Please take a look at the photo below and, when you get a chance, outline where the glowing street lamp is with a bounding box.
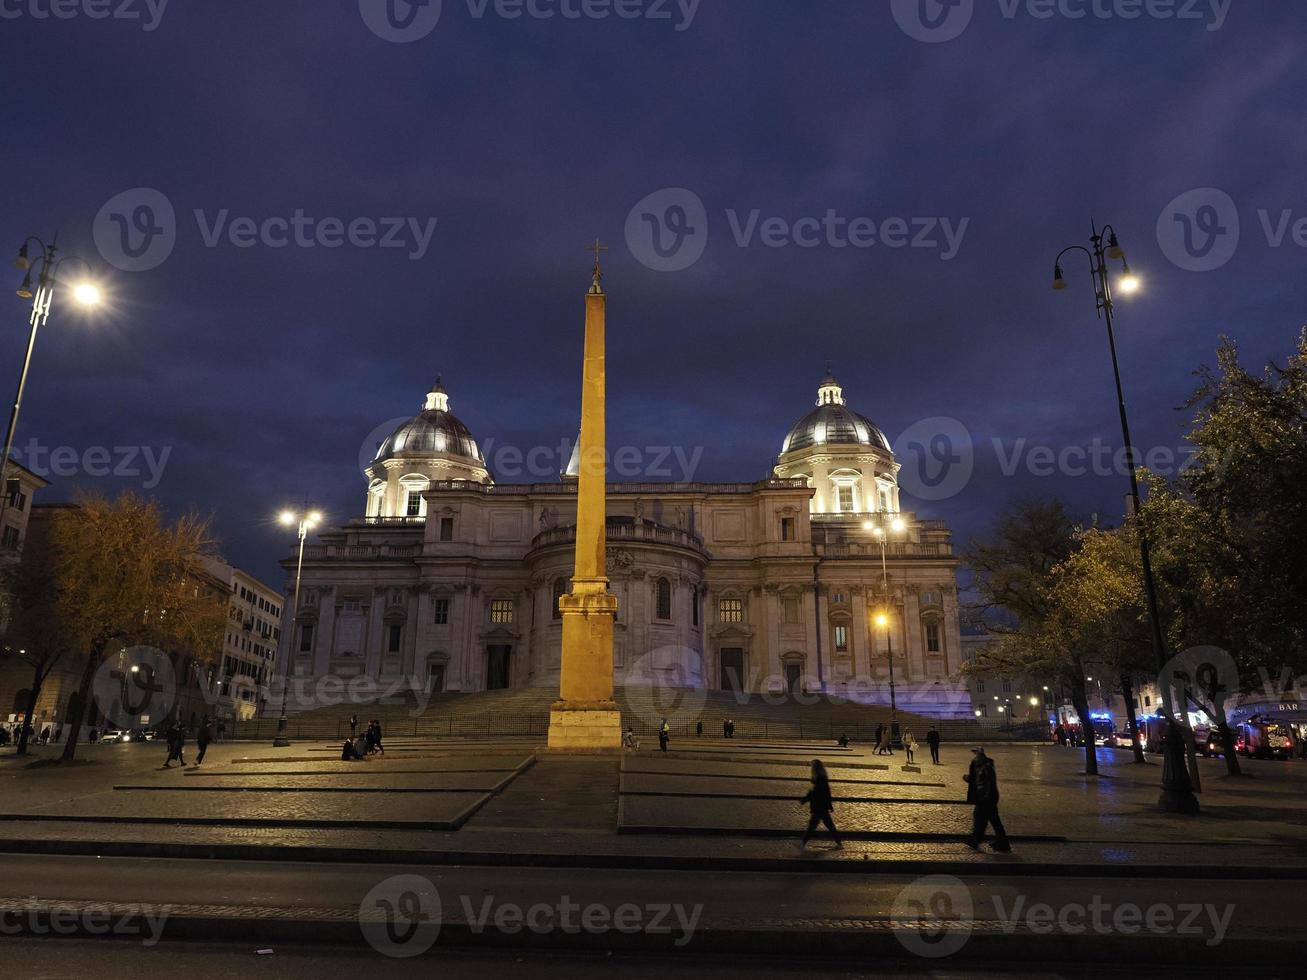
[273,507,323,747]
[1052,223,1196,814]
[2,234,103,536]
[864,515,907,739]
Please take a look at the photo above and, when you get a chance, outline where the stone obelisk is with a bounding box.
[547,241,622,751]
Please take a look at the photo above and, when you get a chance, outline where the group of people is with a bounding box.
[865,725,943,765]
[160,717,213,768]
[799,743,1009,853]
[341,718,386,760]
[0,722,59,745]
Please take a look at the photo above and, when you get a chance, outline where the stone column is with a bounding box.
[548,258,621,751]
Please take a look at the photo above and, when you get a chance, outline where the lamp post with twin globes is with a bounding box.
[274,507,322,747]
[1052,222,1198,815]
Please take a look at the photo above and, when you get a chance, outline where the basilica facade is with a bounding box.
[276,372,968,715]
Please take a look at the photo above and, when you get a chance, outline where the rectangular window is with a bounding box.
[926,622,941,652]
[490,599,514,624]
[834,625,848,652]
[1,525,19,549]
[837,486,854,512]
[388,624,402,653]
[406,491,422,517]
[14,492,26,511]
[780,516,795,541]
[976,679,985,693]
[719,597,743,623]
[1002,679,1012,693]
[439,517,454,541]
[879,489,890,512]
[783,595,800,625]
[433,598,450,625]
[298,623,314,653]
[692,590,700,627]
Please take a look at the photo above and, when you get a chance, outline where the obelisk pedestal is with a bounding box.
[547,247,622,751]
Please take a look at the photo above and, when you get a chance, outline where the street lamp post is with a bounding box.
[1052,222,1199,815]
[2,235,101,533]
[274,508,322,747]
[864,515,906,742]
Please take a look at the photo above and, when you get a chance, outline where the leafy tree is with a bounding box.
[47,494,227,762]
[1,543,75,755]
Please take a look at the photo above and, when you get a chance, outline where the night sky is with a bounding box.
[1,0,1303,587]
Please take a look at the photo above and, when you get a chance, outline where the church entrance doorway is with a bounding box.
[426,664,446,695]
[486,646,511,691]
[719,648,744,692]
[784,663,802,694]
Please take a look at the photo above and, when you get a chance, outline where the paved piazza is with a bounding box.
[4,737,1307,851]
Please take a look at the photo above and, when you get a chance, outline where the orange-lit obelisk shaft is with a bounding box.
[547,244,621,750]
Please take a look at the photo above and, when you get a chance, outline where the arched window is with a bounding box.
[552,578,566,620]
[655,577,672,621]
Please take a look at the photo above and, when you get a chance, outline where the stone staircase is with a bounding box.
[228,686,1017,743]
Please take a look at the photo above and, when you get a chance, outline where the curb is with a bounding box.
[1,836,1303,879]
[0,900,1296,966]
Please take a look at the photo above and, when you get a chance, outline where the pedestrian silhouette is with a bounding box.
[927,727,941,764]
[964,747,1011,853]
[799,759,843,849]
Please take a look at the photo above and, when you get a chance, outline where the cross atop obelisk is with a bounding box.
[547,249,621,751]
[587,238,608,294]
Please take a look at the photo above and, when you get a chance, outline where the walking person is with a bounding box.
[194,717,212,767]
[696,720,703,738]
[876,725,893,756]
[927,727,941,764]
[727,719,735,739]
[622,727,640,752]
[658,718,670,753]
[873,723,885,753]
[162,721,187,769]
[216,720,226,743]
[349,714,359,738]
[798,760,843,849]
[964,747,1011,853]
[372,719,385,755]
[903,729,917,765]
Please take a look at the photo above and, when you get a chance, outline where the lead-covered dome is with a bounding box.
[780,371,890,454]
[373,379,483,464]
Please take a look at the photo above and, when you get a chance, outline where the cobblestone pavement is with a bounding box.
[5,738,1307,853]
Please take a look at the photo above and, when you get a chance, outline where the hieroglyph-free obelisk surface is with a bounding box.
[546,246,622,750]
